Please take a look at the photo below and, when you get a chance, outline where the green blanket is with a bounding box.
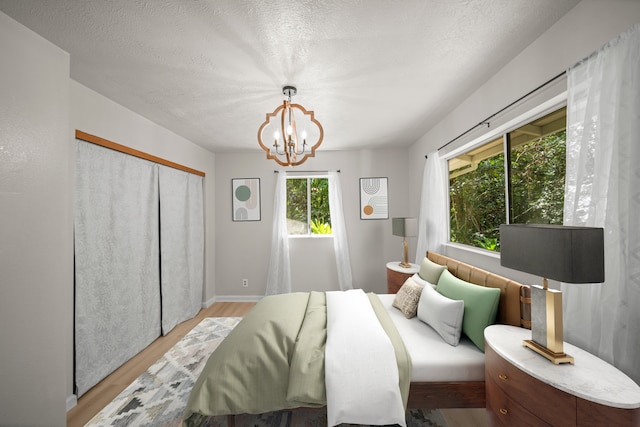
[182,291,410,425]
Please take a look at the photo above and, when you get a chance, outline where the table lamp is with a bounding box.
[392,217,417,268]
[499,224,604,364]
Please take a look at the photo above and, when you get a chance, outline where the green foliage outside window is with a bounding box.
[450,154,506,249]
[310,219,332,234]
[510,131,566,224]
[449,110,566,252]
[287,177,331,235]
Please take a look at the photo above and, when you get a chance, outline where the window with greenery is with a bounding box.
[286,177,332,235]
[448,107,566,251]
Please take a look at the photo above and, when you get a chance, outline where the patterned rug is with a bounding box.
[85,317,448,427]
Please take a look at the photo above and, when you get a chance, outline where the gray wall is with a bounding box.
[214,149,413,298]
[0,12,71,426]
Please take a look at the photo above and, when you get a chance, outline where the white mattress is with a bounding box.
[378,294,485,382]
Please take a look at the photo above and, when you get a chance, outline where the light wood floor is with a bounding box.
[66,301,487,427]
[66,301,256,427]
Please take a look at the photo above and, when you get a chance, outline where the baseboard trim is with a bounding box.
[202,295,264,308]
[215,295,263,302]
[66,394,77,412]
[202,295,217,308]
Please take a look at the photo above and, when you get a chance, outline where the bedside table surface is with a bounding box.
[485,324,640,409]
[385,261,419,274]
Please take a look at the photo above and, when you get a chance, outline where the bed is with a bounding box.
[183,251,531,426]
[402,251,530,409]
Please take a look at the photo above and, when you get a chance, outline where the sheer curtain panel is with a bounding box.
[415,151,449,264]
[159,166,204,335]
[74,140,161,396]
[328,171,353,290]
[563,24,640,383]
[266,172,292,295]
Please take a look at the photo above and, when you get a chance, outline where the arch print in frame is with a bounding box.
[360,177,388,220]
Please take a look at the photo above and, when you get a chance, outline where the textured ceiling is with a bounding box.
[0,0,580,153]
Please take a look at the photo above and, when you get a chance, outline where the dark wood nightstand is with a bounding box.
[385,262,419,294]
[484,325,640,426]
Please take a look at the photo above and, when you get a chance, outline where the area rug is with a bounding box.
[85,317,448,427]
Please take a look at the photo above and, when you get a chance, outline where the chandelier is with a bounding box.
[258,85,324,167]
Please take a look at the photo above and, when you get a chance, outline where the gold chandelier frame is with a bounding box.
[257,86,324,167]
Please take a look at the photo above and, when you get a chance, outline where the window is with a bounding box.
[448,107,566,251]
[286,177,332,235]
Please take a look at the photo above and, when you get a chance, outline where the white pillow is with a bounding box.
[417,283,464,346]
[411,273,436,289]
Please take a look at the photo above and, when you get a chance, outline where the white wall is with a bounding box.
[214,149,413,298]
[407,0,640,283]
[69,80,217,400]
[0,11,71,426]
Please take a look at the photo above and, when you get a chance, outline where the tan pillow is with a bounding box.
[392,277,424,318]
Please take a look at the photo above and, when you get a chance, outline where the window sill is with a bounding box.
[443,242,501,260]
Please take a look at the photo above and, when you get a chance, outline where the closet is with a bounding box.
[74,132,204,397]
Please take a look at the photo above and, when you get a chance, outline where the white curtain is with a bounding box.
[328,171,353,290]
[75,140,161,396]
[563,24,640,384]
[415,151,449,264]
[266,172,292,295]
[159,166,204,335]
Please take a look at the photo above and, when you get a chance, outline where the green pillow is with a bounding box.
[436,270,500,351]
[418,257,447,284]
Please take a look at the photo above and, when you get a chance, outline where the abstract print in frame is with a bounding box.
[232,178,261,221]
[360,177,388,219]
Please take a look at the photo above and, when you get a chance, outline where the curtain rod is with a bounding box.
[426,70,567,158]
[274,170,340,173]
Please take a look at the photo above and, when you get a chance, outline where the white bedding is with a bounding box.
[379,294,485,382]
[325,290,407,427]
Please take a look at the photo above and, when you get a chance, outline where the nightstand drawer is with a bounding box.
[577,398,640,426]
[486,343,577,426]
[486,376,552,427]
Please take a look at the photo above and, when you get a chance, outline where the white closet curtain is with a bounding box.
[328,171,353,290]
[563,24,640,383]
[159,166,204,335]
[75,140,161,396]
[415,151,449,264]
[266,172,292,295]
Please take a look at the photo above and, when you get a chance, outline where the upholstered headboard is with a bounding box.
[427,251,531,329]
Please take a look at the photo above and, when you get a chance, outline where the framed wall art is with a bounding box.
[360,177,388,220]
[232,178,261,221]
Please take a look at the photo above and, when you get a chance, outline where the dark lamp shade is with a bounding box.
[392,217,417,238]
[500,224,605,283]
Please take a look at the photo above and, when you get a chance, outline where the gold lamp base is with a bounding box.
[399,238,411,268]
[525,281,574,365]
[523,340,574,364]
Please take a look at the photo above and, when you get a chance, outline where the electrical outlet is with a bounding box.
[242,279,248,287]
